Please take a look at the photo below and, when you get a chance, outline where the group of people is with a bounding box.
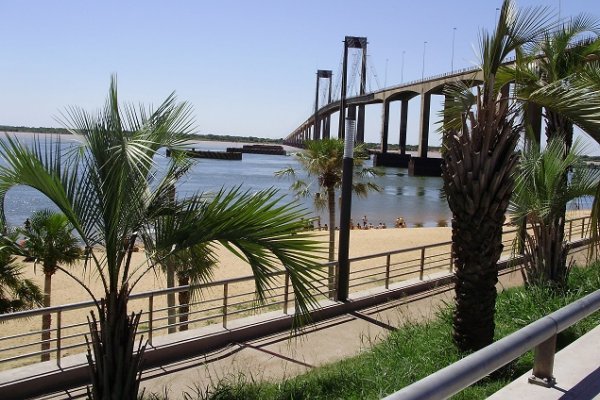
[303,215,408,231]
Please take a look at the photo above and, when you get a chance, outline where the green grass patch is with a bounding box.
[147,262,600,400]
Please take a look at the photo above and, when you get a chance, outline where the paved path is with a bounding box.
[34,246,595,399]
[488,323,600,400]
[139,284,458,397]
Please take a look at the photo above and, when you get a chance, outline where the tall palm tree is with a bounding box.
[276,138,381,295]
[510,138,599,289]
[497,17,600,287]
[0,77,323,400]
[441,0,555,352]
[21,209,81,361]
[0,230,42,314]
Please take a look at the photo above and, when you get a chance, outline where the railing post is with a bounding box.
[581,217,586,239]
[568,220,573,242]
[56,310,62,367]
[385,254,391,289]
[419,248,426,280]
[528,334,557,387]
[223,283,229,328]
[283,272,290,314]
[449,248,454,272]
[148,294,154,345]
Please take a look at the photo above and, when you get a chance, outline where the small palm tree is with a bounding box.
[276,139,381,295]
[158,244,214,332]
[0,230,42,314]
[0,77,323,399]
[510,138,599,288]
[498,15,600,153]
[21,209,81,361]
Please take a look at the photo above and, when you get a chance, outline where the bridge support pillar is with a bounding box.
[408,157,443,177]
[399,99,408,155]
[357,105,365,143]
[373,152,411,167]
[525,102,542,145]
[418,92,431,158]
[338,108,346,139]
[380,100,390,153]
[323,116,330,139]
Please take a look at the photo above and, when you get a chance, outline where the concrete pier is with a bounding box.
[408,157,442,177]
[373,152,411,168]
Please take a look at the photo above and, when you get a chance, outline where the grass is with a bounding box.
[146,262,600,400]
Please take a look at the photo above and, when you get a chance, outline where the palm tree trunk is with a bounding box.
[545,111,572,287]
[451,216,502,352]
[41,272,52,362]
[166,261,176,333]
[327,186,336,298]
[178,275,190,331]
[544,214,569,288]
[442,93,520,352]
[86,290,146,400]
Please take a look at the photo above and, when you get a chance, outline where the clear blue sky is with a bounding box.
[1,0,598,151]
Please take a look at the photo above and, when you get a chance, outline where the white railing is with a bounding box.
[383,287,600,400]
[0,216,591,371]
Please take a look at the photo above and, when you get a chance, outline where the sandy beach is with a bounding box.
[16,226,451,304]
[1,210,590,371]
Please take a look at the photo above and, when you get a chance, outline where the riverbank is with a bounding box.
[18,226,452,304]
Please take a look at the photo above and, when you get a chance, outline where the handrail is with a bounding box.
[382,288,600,400]
[0,214,590,369]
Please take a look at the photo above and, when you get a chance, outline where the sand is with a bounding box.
[15,226,452,305]
[0,226,451,369]
[0,210,590,371]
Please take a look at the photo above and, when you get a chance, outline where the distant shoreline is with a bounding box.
[0,126,285,145]
[0,125,433,152]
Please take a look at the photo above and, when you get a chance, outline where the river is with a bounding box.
[2,132,588,230]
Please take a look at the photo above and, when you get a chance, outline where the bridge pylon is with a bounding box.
[338,36,367,142]
[314,70,333,140]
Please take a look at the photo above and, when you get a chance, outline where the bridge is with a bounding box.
[283,36,542,176]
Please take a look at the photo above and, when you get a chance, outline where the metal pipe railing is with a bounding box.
[382,288,600,400]
[0,215,591,369]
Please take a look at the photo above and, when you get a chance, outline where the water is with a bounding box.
[2,132,593,230]
[0,133,452,229]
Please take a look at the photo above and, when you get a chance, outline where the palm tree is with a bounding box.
[149,190,215,333]
[497,20,600,275]
[441,0,555,352]
[0,77,323,400]
[498,15,600,153]
[21,209,81,361]
[174,248,214,332]
[276,138,381,295]
[0,230,42,314]
[510,138,599,289]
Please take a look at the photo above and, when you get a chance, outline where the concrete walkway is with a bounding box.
[139,284,457,397]
[32,246,596,399]
[488,323,600,400]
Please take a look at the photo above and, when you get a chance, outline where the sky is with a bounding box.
[1,0,599,152]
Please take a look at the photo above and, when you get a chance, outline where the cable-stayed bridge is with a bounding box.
[283,36,535,176]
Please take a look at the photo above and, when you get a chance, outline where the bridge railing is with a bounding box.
[383,285,600,400]
[0,215,591,371]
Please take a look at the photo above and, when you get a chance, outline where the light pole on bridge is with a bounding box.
[401,50,405,83]
[451,27,457,72]
[421,41,428,81]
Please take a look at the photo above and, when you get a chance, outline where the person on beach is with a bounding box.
[395,217,406,228]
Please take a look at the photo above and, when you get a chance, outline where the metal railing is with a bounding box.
[383,287,600,400]
[0,215,591,371]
